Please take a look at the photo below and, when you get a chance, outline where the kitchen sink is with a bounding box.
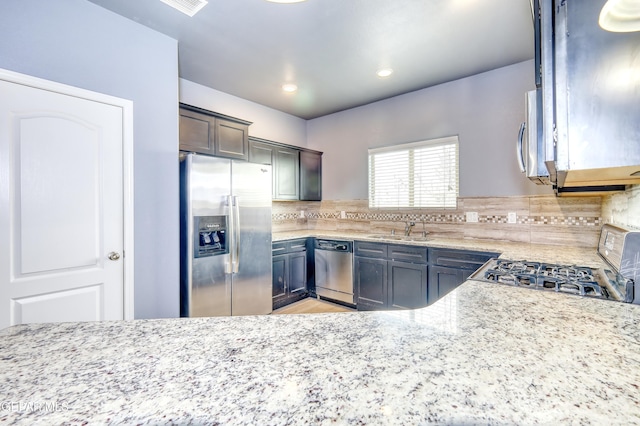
[367,234,429,242]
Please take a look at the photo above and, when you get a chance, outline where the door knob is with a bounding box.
[108,252,121,261]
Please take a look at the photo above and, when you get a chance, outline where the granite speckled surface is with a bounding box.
[273,230,608,267]
[2,281,640,425]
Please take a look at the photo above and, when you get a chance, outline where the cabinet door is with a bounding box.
[248,139,275,165]
[272,255,287,299]
[215,119,248,161]
[388,261,427,310]
[355,256,387,310]
[179,108,215,154]
[274,146,299,200]
[299,150,322,201]
[428,265,464,304]
[288,251,307,294]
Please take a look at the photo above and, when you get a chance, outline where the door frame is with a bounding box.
[0,68,135,320]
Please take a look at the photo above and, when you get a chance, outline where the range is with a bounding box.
[471,224,640,304]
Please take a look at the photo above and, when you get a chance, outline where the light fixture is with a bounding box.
[282,83,298,93]
[599,0,640,32]
[265,0,307,3]
[159,0,208,17]
[376,68,394,78]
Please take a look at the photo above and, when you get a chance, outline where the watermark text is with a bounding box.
[1,401,70,413]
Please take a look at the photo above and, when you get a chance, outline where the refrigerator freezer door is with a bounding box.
[231,161,273,315]
[183,154,232,317]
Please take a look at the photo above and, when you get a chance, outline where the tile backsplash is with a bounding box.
[602,185,640,230]
[273,195,604,248]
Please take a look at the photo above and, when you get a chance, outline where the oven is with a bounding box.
[470,225,640,304]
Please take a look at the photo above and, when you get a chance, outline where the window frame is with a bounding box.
[368,135,460,210]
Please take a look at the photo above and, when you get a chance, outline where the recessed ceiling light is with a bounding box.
[159,0,208,17]
[266,0,307,3]
[376,68,394,78]
[282,83,298,93]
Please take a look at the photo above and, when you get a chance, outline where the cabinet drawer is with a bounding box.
[354,241,388,259]
[272,242,288,255]
[428,248,498,270]
[286,239,307,252]
[388,244,428,264]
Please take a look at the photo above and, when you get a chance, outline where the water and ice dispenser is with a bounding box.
[194,215,228,258]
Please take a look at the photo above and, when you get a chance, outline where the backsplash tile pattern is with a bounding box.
[273,195,604,248]
[602,185,640,229]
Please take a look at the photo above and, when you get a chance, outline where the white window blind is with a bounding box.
[368,136,459,209]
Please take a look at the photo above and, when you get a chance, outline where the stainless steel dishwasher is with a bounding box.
[314,239,354,305]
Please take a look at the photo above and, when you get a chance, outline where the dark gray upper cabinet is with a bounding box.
[248,137,322,201]
[248,138,275,165]
[179,107,214,154]
[215,118,249,160]
[299,150,322,201]
[274,146,300,200]
[179,103,251,161]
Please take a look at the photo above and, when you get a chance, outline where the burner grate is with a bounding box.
[480,259,605,298]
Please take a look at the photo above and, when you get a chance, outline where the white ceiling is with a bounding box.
[87,0,534,119]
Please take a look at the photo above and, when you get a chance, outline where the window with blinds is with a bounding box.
[368,136,459,209]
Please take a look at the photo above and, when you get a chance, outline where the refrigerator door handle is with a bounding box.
[225,195,234,274]
[232,195,241,273]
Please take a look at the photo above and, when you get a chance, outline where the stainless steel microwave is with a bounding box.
[517,89,550,185]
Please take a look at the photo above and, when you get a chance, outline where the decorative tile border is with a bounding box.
[273,211,602,226]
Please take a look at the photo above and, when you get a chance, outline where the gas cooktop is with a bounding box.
[474,259,612,300]
[470,225,640,304]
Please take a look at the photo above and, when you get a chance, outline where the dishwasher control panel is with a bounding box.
[315,239,352,252]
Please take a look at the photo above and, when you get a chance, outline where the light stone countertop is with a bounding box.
[1,280,640,425]
[273,230,607,268]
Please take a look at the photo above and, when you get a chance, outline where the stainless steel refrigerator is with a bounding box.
[179,153,272,316]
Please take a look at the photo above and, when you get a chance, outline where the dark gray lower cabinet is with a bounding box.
[272,255,287,300]
[354,256,387,310]
[355,241,428,311]
[288,251,307,294]
[272,239,309,310]
[388,261,427,309]
[355,242,499,310]
[428,266,464,302]
[427,248,499,302]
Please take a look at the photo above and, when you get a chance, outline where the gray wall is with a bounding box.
[180,79,307,146]
[307,60,554,200]
[0,0,179,319]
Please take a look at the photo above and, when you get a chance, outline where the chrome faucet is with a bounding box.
[404,221,415,236]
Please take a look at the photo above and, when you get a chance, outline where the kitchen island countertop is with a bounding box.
[2,279,640,425]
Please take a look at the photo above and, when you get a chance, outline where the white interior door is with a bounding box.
[0,74,129,329]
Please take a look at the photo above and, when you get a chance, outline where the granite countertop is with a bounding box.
[273,230,607,268]
[2,281,640,425]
